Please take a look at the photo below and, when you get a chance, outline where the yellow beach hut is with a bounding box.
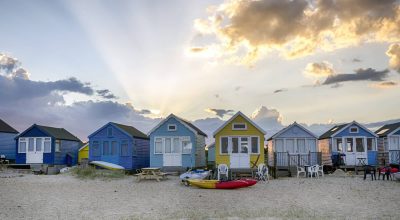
[213,111,266,168]
[78,143,89,163]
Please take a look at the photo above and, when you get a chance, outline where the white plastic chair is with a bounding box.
[296,166,306,178]
[217,164,229,181]
[317,164,324,177]
[256,163,269,182]
[308,165,318,178]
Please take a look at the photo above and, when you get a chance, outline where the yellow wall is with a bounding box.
[78,145,89,163]
[215,114,265,168]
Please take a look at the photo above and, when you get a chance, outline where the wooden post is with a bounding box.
[308,151,311,165]
[273,152,277,179]
[287,151,291,177]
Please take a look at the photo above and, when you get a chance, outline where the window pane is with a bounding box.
[44,140,51,153]
[233,123,246,129]
[28,138,34,152]
[19,141,26,153]
[55,140,61,152]
[240,137,248,153]
[36,138,42,151]
[173,138,180,153]
[103,141,109,155]
[346,138,353,152]
[93,141,100,156]
[155,139,163,154]
[232,137,239,153]
[355,138,364,152]
[251,137,258,153]
[367,138,375,151]
[336,139,343,152]
[165,138,171,153]
[121,140,129,156]
[221,137,228,153]
[111,141,118,155]
[182,141,192,154]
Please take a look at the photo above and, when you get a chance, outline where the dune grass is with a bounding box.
[71,166,126,180]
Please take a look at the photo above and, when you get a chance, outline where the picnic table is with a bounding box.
[135,167,168,182]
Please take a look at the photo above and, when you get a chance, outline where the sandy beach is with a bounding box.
[0,171,399,220]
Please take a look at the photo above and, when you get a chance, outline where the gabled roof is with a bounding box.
[319,121,377,140]
[267,122,317,141]
[375,122,400,137]
[147,114,207,137]
[79,142,89,151]
[17,124,81,142]
[111,122,149,139]
[213,111,266,137]
[0,119,18,134]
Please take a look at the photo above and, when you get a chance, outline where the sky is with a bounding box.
[1,0,400,142]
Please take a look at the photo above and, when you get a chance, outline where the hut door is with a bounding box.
[26,138,44,164]
[345,138,356,166]
[230,137,250,168]
[163,137,182,166]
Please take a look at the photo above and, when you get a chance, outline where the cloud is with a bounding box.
[273,88,288,93]
[190,47,207,53]
[322,68,389,85]
[205,108,235,118]
[352,58,362,63]
[234,86,241,91]
[370,81,398,89]
[191,0,400,64]
[214,94,220,98]
[136,109,152,115]
[96,89,117,99]
[0,53,30,79]
[251,106,283,131]
[304,61,334,77]
[386,43,400,72]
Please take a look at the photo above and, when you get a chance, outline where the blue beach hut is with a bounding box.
[16,124,81,167]
[88,122,150,170]
[148,114,207,172]
[0,119,19,162]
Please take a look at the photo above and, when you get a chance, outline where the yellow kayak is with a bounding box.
[187,179,219,189]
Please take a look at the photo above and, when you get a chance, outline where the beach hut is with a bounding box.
[213,111,266,169]
[267,122,320,169]
[78,142,89,164]
[318,121,378,167]
[15,124,81,168]
[0,119,19,162]
[207,142,216,168]
[375,122,400,166]
[148,114,207,171]
[88,122,149,170]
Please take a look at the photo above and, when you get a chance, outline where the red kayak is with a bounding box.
[188,179,257,189]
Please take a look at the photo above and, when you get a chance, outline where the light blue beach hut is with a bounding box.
[148,114,207,171]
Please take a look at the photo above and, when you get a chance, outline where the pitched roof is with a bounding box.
[147,114,207,137]
[36,125,81,142]
[375,122,400,137]
[0,119,18,133]
[267,122,317,141]
[111,122,148,139]
[213,111,266,137]
[319,123,348,140]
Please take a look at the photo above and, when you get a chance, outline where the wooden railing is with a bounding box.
[389,150,400,165]
[273,151,322,167]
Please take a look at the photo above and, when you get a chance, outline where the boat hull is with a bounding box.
[188,179,257,189]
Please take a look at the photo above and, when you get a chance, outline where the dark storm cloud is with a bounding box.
[96,89,117,99]
[322,68,389,85]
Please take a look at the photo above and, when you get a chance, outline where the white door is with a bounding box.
[345,137,356,166]
[163,137,182,166]
[355,137,367,165]
[26,138,44,164]
[230,137,250,168]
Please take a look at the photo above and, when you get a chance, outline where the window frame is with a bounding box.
[55,140,61,152]
[181,137,192,154]
[154,138,163,154]
[92,141,101,156]
[18,138,27,153]
[349,126,359,133]
[232,123,247,130]
[220,137,229,154]
[43,138,51,153]
[250,136,259,154]
[167,124,177,131]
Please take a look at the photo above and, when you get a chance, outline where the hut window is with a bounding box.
[349,126,359,133]
[221,137,228,154]
[182,137,192,154]
[28,138,34,152]
[44,138,51,153]
[18,138,27,153]
[346,138,353,152]
[232,137,239,153]
[55,140,61,152]
[167,124,177,131]
[103,141,110,155]
[367,138,375,151]
[240,137,249,153]
[111,141,118,155]
[107,127,113,137]
[251,137,259,154]
[165,138,172,153]
[155,138,163,154]
[172,138,181,153]
[35,138,43,152]
[121,140,129,156]
[335,138,343,152]
[92,141,100,156]
[132,141,137,156]
[232,123,247,130]
[355,138,364,152]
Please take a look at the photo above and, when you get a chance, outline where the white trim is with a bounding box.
[331,121,378,138]
[219,135,261,155]
[349,126,359,133]
[153,136,192,155]
[147,114,200,136]
[232,123,247,130]
[213,111,266,136]
[167,124,177,131]
[79,143,89,152]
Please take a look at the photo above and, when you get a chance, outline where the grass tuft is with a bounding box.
[71,166,125,180]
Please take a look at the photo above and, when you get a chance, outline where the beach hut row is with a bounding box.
[0,113,400,173]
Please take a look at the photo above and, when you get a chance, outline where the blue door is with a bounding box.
[101,140,119,164]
